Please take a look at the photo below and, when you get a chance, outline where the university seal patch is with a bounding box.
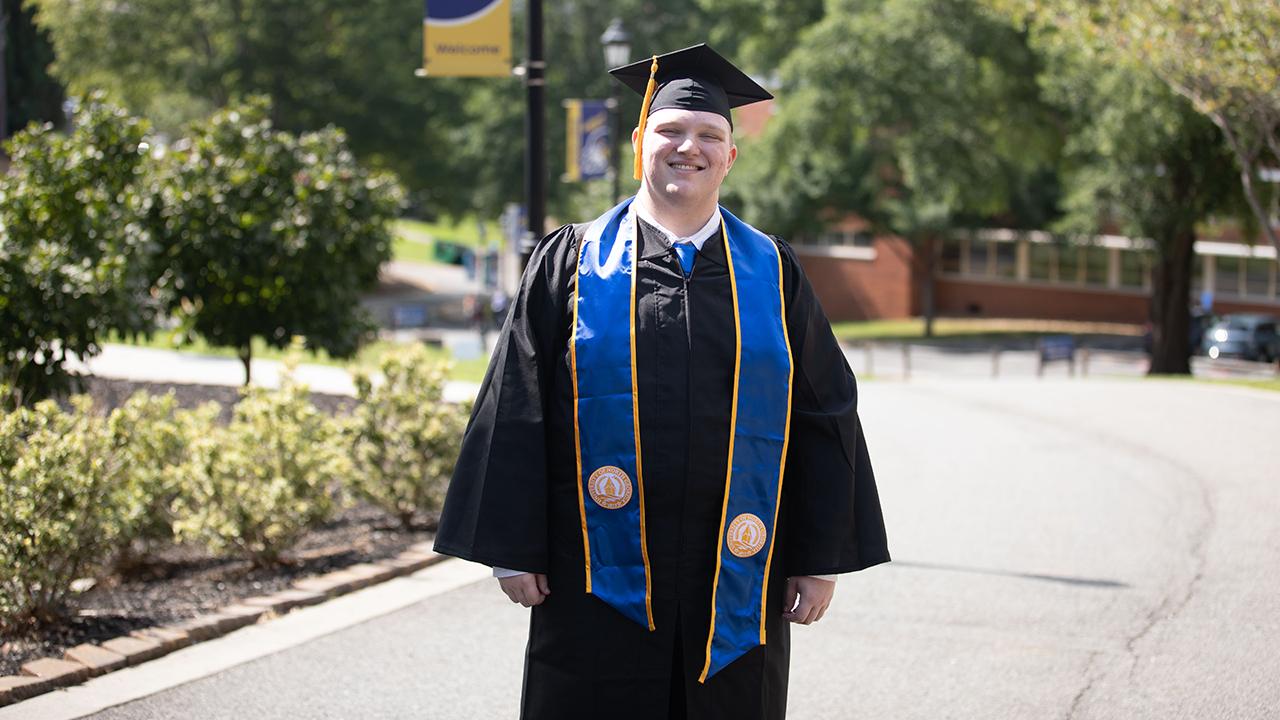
[726,513,767,558]
[588,465,633,509]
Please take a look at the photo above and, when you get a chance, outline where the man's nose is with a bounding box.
[676,136,699,154]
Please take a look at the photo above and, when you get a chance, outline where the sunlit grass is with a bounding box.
[830,317,1144,343]
[392,217,495,266]
[105,329,490,384]
[1149,374,1280,394]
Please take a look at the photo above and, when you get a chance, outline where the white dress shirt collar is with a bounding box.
[631,203,722,251]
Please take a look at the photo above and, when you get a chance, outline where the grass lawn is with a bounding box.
[106,330,490,384]
[829,317,1144,344]
[393,217,493,264]
[1148,375,1280,394]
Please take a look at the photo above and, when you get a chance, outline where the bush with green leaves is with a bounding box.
[0,397,126,628]
[347,344,468,528]
[148,98,405,384]
[0,96,160,408]
[104,391,209,567]
[173,365,349,568]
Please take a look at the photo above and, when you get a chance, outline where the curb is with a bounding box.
[0,544,445,708]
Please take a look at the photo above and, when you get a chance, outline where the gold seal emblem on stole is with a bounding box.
[588,465,633,509]
[726,513,767,558]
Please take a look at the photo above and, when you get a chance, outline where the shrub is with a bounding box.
[0,398,125,628]
[173,365,348,568]
[347,344,468,528]
[105,391,209,567]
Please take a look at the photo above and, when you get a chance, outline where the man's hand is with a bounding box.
[782,576,835,624]
[499,573,550,607]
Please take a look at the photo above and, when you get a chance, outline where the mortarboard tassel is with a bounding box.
[632,56,659,181]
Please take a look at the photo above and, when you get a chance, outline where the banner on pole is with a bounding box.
[421,0,511,77]
[563,99,611,182]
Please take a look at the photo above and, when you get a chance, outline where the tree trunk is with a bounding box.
[920,235,937,338]
[239,344,252,386]
[1147,226,1195,375]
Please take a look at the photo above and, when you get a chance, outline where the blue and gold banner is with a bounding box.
[563,100,611,182]
[422,0,511,77]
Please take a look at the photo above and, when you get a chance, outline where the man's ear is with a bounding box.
[726,144,738,172]
[631,126,641,150]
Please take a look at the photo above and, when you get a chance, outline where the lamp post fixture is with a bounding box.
[600,18,631,205]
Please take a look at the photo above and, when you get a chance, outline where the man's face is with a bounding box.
[633,108,737,208]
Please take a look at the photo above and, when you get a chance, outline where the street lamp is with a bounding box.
[600,18,631,204]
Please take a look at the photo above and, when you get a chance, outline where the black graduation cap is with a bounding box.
[609,44,772,179]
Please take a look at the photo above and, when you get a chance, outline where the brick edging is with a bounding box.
[0,545,446,707]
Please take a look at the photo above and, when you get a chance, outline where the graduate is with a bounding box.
[434,43,890,720]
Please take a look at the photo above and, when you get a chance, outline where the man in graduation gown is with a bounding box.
[434,44,889,720]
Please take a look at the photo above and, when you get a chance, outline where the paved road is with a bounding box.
[8,379,1278,719]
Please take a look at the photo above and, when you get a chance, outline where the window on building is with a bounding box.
[1059,245,1083,283]
[1120,250,1147,287]
[994,242,1017,279]
[1215,255,1241,295]
[1085,246,1110,285]
[941,239,963,274]
[969,241,990,277]
[1245,258,1274,298]
[1029,243,1055,281]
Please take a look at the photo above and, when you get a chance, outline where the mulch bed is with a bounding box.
[1,502,436,677]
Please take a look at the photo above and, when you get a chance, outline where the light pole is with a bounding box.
[522,0,546,269]
[600,18,631,205]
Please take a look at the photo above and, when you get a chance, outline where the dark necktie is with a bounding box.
[674,242,697,276]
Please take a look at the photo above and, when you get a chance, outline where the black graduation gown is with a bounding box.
[435,217,889,720]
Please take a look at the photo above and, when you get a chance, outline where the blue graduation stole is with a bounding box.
[571,198,794,681]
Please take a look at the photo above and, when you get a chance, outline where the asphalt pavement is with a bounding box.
[5,378,1278,719]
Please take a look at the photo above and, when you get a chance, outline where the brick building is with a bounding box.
[793,227,1280,324]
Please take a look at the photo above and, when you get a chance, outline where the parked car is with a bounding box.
[1201,313,1280,362]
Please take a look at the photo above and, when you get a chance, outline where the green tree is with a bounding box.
[27,0,473,214]
[998,0,1280,253]
[1035,42,1240,374]
[726,0,1060,335]
[0,96,157,407]
[26,0,734,223]
[148,99,404,384]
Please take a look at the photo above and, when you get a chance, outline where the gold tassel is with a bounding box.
[632,56,659,181]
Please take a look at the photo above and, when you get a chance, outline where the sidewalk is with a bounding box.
[0,560,504,720]
[68,344,482,404]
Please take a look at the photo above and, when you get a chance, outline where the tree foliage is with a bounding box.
[25,0,737,223]
[149,99,404,383]
[27,0,471,213]
[727,0,1059,240]
[994,0,1280,251]
[0,97,157,407]
[985,0,1250,373]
